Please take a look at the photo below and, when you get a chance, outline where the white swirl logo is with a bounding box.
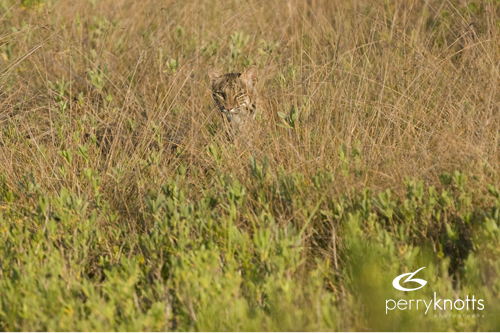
[392,267,427,291]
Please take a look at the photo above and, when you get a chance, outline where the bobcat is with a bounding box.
[208,66,261,136]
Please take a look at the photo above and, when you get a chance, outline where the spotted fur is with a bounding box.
[208,66,260,134]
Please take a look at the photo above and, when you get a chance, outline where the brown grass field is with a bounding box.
[1,0,500,330]
[4,0,500,195]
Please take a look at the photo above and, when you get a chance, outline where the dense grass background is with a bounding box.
[1,0,500,330]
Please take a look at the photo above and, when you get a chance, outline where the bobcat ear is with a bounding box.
[241,65,258,86]
[208,69,223,83]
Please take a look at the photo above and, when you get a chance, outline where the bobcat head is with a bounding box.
[208,66,260,134]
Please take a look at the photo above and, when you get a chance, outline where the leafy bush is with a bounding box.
[1,0,500,330]
[1,165,500,330]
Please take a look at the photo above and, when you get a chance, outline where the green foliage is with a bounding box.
[87,65,108,93]
[1,166,500,330]
[20,0,44,10]
[2,0,500,330]
[229,30,250,64]
[277,105,299,130]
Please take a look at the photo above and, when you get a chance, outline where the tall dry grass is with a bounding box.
[2,0,499,208]
[1,0,500,330]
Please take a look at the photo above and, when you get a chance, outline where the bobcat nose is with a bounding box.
[224,105,234,112]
